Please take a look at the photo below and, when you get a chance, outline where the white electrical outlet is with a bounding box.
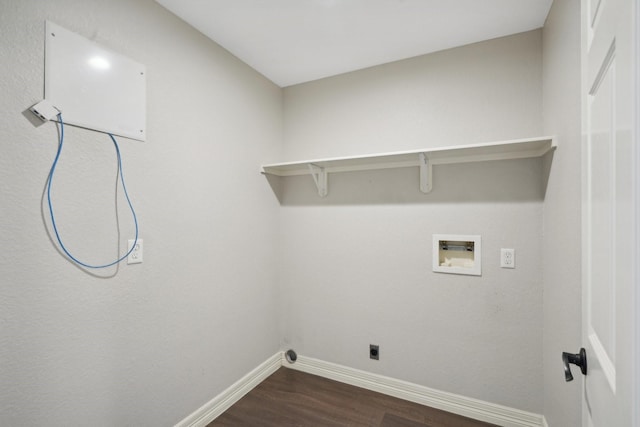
[127,239,143,264]
[500,248,515,268]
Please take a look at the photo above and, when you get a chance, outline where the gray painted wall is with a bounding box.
[281,30,545,413]
[0,1,584,424]
[0,1,282,425]
[542,0,583,425]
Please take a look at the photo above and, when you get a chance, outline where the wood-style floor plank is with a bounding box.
[208,368,498,427]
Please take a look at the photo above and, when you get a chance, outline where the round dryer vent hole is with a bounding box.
[285,349,297,364]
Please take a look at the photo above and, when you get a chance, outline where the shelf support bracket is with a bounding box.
[419,153,432,193]
[308,163,328,197]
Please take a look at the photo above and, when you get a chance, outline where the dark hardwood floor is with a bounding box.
[208,368,498,427]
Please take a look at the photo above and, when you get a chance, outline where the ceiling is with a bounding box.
[155,0,554,87]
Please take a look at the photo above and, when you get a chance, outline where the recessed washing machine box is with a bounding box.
[432,234,481,276]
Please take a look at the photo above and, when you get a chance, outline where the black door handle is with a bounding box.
[562,348,587,381]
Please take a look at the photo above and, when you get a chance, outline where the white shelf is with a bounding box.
[262,136,556,197]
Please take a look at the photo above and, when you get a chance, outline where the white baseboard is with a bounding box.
[176,351,544,427]
[174,352,283,427]
[285,355,544,427]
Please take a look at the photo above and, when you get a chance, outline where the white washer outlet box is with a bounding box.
[432,234,481,276]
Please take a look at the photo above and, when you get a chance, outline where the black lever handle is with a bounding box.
[562,348,587,381]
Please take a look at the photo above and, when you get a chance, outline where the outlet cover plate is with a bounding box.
[127,239,143,264]
[500,248,515,268]
[370,344,379,360]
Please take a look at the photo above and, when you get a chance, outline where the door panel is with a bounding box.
[587,50,616,391]
[582,0,635,425]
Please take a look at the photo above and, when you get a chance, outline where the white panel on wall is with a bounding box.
[44,21,146,141]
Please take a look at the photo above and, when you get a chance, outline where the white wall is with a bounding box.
[541,0,583,425]
[281,31,545,413]
[0,1,282,425]
[0,1,584,423]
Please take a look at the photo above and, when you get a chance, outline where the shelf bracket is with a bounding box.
[419,153,432,193]
[308,163,328,197]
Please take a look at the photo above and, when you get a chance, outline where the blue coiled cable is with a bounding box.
[47,113,138,268]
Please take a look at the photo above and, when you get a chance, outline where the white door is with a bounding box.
[581,0,637,425]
